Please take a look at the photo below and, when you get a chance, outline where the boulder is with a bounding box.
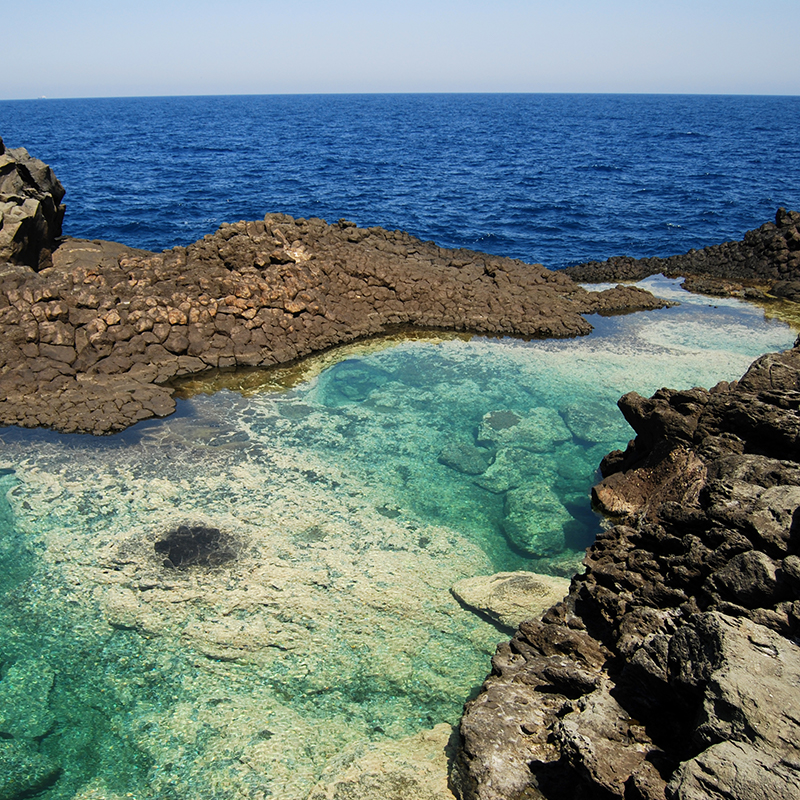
[501,484,573,556]
[450,571,570,629]
[437,441,493,475]
[476,407,573,452]
[0,138,65,270]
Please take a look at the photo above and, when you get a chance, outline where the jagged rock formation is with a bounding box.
[453,343,800,800]
[0,216,667,435]
[0,138,65,272]
[566,207,800,301]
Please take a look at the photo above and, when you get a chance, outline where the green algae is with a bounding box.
[0,276,797,799]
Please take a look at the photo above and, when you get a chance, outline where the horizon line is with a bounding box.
[3,89,800,103]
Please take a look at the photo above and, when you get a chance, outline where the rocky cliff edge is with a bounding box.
[453,342,800,800]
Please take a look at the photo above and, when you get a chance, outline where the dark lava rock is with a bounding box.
[453,343,800,800]
[154,525,235,568]
[566,207,800,302]
[0,137,65,271]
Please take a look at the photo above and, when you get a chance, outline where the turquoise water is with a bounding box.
[0,279,797,799]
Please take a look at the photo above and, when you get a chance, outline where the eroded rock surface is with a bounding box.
[453,343,800,800]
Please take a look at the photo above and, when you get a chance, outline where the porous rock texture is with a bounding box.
[452,343,800,800]
[0,137,65,271]
[566,207,800,301]
[0,215,667,435]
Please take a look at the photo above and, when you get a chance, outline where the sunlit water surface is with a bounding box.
[0,278,796,799]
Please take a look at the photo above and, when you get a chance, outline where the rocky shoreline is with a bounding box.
[0,137,666,435]
[566,207,800,302]
[453,343,800,800]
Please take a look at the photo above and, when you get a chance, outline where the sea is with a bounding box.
[3,93,800,266]
[0,94,799,800]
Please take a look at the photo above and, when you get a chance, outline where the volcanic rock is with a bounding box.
[453,343,800,800]
[0,137,65,271]
[566,207,800,302]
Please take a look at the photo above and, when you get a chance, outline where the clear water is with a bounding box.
[1,94,799,267]
[0,279,796,799]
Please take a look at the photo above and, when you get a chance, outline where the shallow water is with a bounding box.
[0,278,797,799]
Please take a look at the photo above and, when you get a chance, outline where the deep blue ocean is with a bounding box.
[2,93,799,267]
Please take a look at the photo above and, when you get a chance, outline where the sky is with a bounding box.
[3,0,799,99]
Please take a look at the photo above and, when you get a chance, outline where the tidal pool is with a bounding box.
[0,277,796,800]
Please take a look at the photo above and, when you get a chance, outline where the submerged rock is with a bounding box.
[307,723,458,800]
[474,448,552,494]
[0,660,55,740]
[437,441,493,475]
[154,524,235,568]
[501,484,573,557]
[451,572,570,630]
[476,408,572,452]
[0,740,60,800]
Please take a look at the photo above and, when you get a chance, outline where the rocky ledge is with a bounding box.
[0,219,666,435]
[566,208,800,302]
[453,342,800,800]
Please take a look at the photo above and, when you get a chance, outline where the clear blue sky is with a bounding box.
[4,0,799,99]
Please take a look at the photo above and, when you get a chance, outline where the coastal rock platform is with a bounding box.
[452,342,800,800]
[0,217,667,435]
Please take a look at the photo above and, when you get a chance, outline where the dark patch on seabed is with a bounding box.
[154,524,236,568]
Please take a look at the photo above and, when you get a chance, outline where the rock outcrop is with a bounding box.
[0,217,668,435]
[566,207,800,301]
[453,342,800,800]
[0,138,65,272]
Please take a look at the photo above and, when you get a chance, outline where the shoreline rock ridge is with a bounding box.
[565,207,800,302]
[0,187,667,435]
[452,341,800,800]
